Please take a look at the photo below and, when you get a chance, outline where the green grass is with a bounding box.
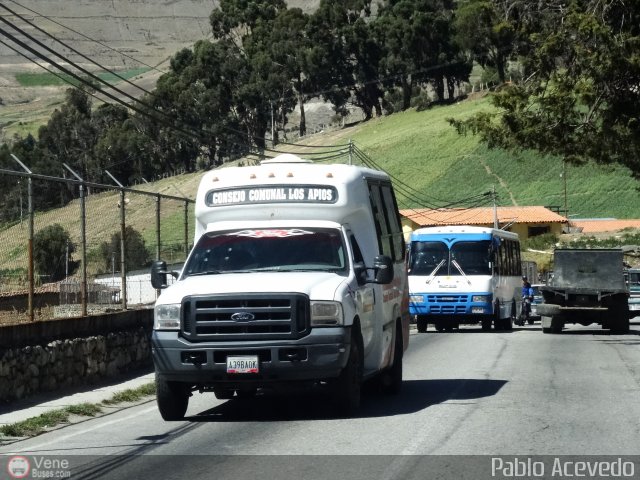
[350,96,640,218]
[1,95,640,277]
[0,382,156,439]
[101,382,156,405]
[15,68,151,87]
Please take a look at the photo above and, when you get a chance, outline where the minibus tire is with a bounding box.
[382,324,403,395]
[333,336,363,415]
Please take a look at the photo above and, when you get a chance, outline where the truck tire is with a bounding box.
[156,375,189,421]
[381,324,403,395]
[610,304,630,334]
[333,334,363,415]
[417,316,428,333]
[550,315,563,334]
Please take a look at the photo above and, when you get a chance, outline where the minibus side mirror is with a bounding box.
[373,255,394,284]
[151,261,178,289]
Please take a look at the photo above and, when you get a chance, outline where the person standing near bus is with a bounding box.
[521,276,534,320]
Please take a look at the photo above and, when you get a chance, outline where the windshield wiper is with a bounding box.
[451,259,471,285]
[426,259,446,284]
[185,270,222,276]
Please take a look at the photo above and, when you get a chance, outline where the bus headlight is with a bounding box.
[472,295,490,303]
[311,301,343,326]
[410,295,424,303]
[154,303,181,330]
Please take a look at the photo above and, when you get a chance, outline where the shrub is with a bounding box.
[99,226,151,272]
[33,224,77,282]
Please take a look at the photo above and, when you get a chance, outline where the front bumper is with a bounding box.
[152,327,351,385]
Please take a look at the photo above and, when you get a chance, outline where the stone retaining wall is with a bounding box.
[0,309,153,403]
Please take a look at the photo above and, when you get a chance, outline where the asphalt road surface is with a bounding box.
[3,321,640,479]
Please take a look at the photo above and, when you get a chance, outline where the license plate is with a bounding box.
[226,356,259,374]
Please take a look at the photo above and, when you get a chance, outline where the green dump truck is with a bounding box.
[537,249,630,334]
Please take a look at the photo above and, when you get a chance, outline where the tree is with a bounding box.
[453,0,516,84]
[100,226,151,272]
[449,1,640,178]
[307,0,383,120]
[373,1,472,111]
[33,224,77,282]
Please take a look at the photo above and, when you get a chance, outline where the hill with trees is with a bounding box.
[1,0,639,227]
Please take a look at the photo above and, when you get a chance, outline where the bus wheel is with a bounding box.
[435,323,445,332]
[417,316,428,333]
[493,301,502,330]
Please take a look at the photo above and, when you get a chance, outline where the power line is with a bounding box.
[6,0,167,75]
[0,3,153,97]
[0,37,108,106]
[0,5,378,156]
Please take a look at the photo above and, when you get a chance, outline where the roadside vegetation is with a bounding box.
[0,382,156,439]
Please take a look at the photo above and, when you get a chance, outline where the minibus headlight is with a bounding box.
[472,295,490,303]
[155,303,181,330]
[310,301,343,326]
[410,295,424,303]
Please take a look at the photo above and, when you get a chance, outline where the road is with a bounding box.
[2,321,640,479]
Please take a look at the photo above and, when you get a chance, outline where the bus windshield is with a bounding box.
[409,240,491,276]
[183,227,348,277]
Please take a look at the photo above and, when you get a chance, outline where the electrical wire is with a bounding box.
[6,0,168,75]
[0,3,154,97]
[0,5,364,155]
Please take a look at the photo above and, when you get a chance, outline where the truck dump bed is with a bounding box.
[546,248,627,293]
[538,248,630,334]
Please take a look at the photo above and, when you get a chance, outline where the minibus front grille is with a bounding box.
[181,293,310,341]
[426,294,467,303]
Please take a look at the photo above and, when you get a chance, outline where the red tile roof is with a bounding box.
[400,206,568,227]
[570,219,640,233]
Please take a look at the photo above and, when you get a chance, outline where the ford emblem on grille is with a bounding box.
[231,312,255,322]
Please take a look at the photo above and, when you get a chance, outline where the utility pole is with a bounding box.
[561,160,568,217]
[11,155,34,321]
[270,100,275,148]
[492,185,498,229]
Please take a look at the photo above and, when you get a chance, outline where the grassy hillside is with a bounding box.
[1,95,639,281]
[350,96,640,219]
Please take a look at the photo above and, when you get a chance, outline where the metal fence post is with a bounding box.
[10,155,34,321]
[155,194,161,261]
[184,200,189,258]
[120,188,127,310]
[63,164,87,316]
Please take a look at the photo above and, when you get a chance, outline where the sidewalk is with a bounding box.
[0,369,156,427]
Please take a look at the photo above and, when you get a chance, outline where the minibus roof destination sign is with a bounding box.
[205,185,339,207]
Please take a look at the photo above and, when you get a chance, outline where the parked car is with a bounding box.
[529,284,544,321]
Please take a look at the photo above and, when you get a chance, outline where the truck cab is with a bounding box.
[150,155,410,420]
[628,268,640,317]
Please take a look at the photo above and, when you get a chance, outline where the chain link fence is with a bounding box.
[0,164,194,324]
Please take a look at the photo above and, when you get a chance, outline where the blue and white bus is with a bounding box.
[407,226,522,332]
